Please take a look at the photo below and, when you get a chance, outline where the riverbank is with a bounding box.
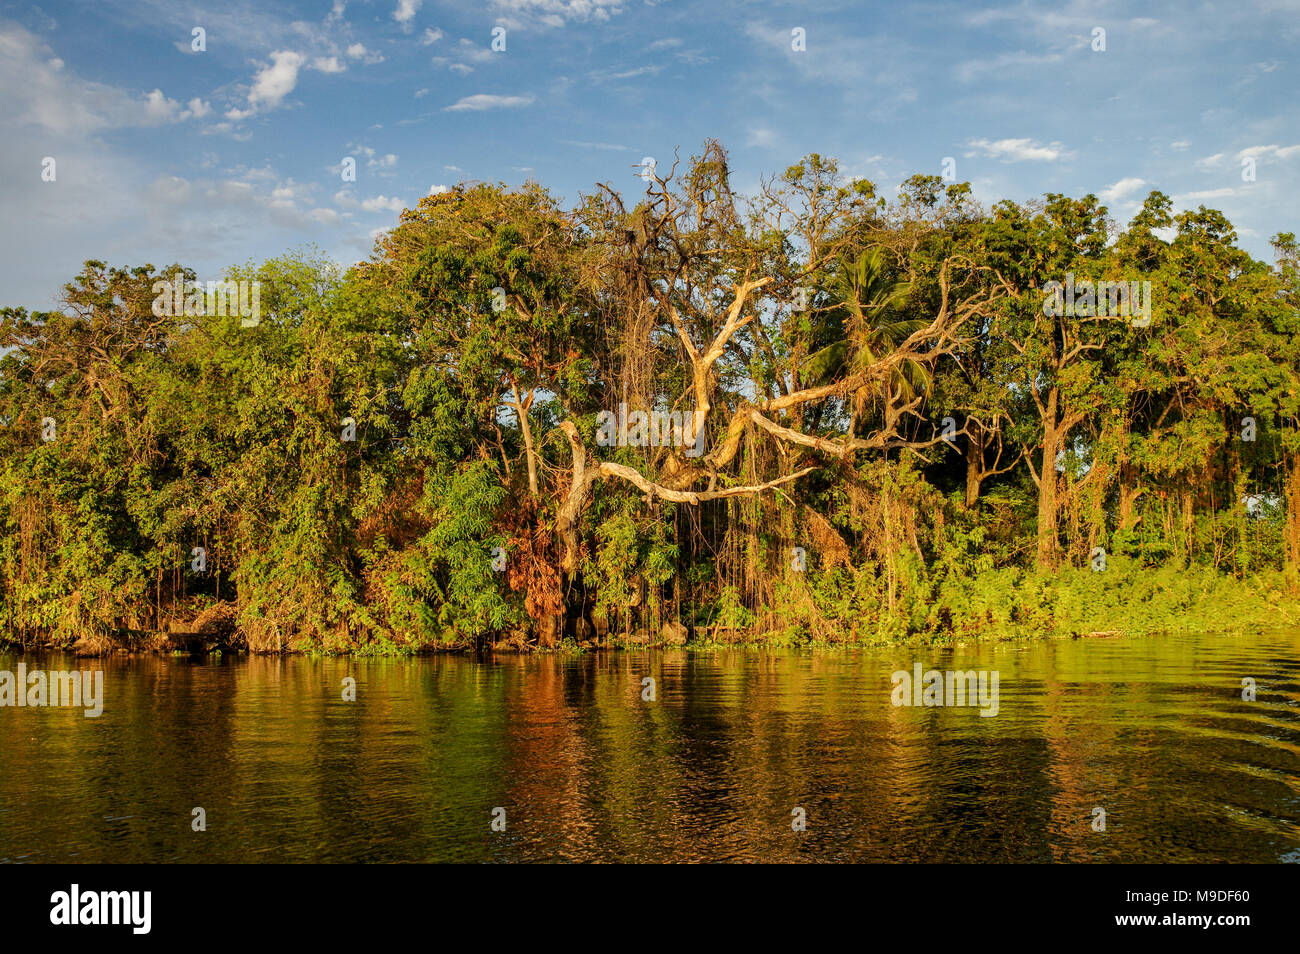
[4,563,1296,656]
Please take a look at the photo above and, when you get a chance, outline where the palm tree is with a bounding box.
[803,248,926,433]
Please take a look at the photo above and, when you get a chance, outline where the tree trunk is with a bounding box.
[964,419,984,508]
[1037,464,1059,569]
[520,416,538,496]
[1286,452,1300,593]
[509,387,539,497]
[1118,461,1140,531]
[556,422,594,574]
[1036,390,1059,570]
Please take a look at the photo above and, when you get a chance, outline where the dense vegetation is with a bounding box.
[3,142,1299,653]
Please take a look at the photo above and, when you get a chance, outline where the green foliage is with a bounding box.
[1,148,1297,653]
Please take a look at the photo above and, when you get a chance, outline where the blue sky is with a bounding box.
[2,0,1297,310]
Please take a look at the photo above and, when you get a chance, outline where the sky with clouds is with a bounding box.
[2,0,1298,310]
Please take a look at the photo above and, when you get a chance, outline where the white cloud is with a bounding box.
[444,93,534,111]
[241,166,280,183]
[146,175,194,206]
[182,98,211,119]
[965,137,1071,162]
[0,41,354,306]
[422,28,444,45]
[456,39,496,64]
[590,65,661,82]
[202,179,253,205]
[143,88,184,122]
[312,56,346,74]
[1176,187,1237,201]
[345,42,385,65]
[248,51,306,110]
[336,190,406,213]
[429,184,450,194]
[488,0,624,28]
[0,23,197,135]
[1170,140,1190,151]
[676,48,712,66]
[360,194,405,212]
[961,6,1174,43]
[368,153,398,169]
[1236,143,1300,160]
[394,0,422,25]
[1100,177,1146,202]
[1195,153,1225,169]
[430,38,496,74]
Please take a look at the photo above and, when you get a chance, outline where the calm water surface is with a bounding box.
[2,631,1298,862]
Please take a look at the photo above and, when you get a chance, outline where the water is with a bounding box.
[2,631,1298,863]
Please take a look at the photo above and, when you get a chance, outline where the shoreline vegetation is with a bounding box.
[3,142,1299,656]
[4,567,1298,656]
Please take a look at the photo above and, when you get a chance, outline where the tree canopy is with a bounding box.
[3,142,1298,652]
